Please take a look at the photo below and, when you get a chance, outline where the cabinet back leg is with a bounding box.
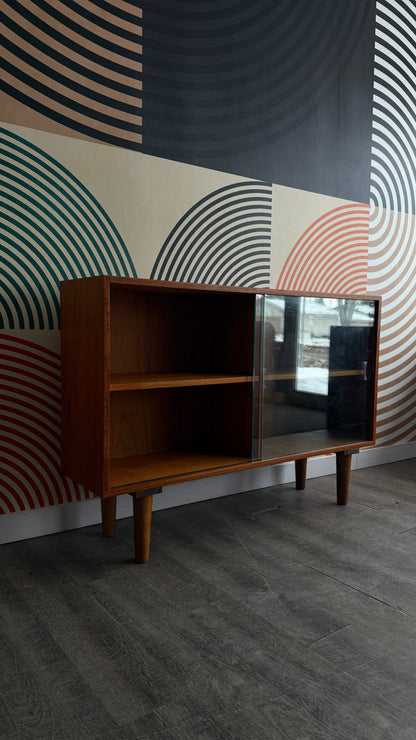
[101,497,117,537]
[295,458,307,490]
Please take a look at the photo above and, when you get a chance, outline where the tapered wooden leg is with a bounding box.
[101,497,117,537]
[295,458,307,490]
[132,494,153,563]
[336,451,353,505]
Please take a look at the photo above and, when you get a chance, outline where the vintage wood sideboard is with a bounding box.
[60,276,381,563]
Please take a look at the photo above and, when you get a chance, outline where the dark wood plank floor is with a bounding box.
[1,458,416,739]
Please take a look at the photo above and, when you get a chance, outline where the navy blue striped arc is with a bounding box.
[151,181,272,288]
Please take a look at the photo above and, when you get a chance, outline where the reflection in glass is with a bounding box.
[259,295,377,460]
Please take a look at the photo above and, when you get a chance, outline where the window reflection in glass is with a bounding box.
[260,295,376,460]
[295,298,375,395]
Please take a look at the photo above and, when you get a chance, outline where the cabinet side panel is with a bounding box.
[60,277,108,496]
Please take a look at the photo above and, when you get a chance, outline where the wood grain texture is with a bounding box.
[265,369,365,381]
[261,429,365,459]
[109,287,256,377]
[295,457,307,490]
[110,383,254,465]
[60,276,110,496]
[110,372,255,390]
[132,493,153,563]
[109,452,251,491]
[336,451,353,505]
[101,497,117,537]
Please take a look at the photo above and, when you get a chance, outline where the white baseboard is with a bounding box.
[1,442,415,545]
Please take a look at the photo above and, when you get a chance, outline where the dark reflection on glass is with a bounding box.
[258,295,377,460]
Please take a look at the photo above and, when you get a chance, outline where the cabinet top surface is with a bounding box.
[60,275,381,303]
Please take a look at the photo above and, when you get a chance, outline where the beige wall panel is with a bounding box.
[2,123,250,280]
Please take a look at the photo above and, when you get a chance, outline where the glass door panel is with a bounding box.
[260,295,377,460]
[251,294,264,460]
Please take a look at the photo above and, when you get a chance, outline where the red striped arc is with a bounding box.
[277,204,370,293]
[0,362,60,396]
[0,384,59,419]
[285,221,366,288]
[0,333,91,514]
[301,242,367,292]
[1,415,60,459]
[0,391,59,433]
[0,434,59,507]
[0,467,38,512]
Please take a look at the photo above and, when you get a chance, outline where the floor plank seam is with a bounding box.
[306,565,411,615]
[307,623,351,648]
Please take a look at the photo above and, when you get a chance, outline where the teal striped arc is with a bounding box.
[0,127,137,330]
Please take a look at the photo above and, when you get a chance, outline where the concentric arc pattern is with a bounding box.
[276,204,370,295]
[368,0,416,444]
[0,334,91,514]
[151,181,272,288]
[141,0,371,159]
[0,0,142,148]
[0,126,137,330]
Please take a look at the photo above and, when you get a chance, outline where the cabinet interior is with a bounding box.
[108,286,257,485]
[109,286,256,377]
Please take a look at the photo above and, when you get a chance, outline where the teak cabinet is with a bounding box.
[60,276,381,563]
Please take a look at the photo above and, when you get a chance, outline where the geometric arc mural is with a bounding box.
[0,0,143,149]
[1,0,416,521]
[368,0,416,445]
[0,333,91,514]
[140,0,374,203]
[151,181,273,287]
[0,126,137,330]
[276,203,370,294]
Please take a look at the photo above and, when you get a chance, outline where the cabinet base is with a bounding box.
[99,453,359,563]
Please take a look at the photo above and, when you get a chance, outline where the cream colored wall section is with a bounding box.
[3,123,251,280]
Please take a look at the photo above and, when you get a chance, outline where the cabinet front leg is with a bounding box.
[336,451,353,505]
[101,497,117,537]
[295,458,307,490]
[132,493,154,563]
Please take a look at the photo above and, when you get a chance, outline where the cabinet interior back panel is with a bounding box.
[109,288,256,376]
[110,384,253,460]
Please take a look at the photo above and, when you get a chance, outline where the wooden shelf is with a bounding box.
[110,372,255,391]
[261,429,368,459]
[265,369,365,382]
[109,451,252,489]
[110,369,362,390]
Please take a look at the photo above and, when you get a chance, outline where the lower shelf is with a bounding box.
[109,451,252,491]
[108,430,372,494]
[261,428,369,459]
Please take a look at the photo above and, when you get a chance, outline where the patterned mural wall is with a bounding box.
[368,0,416,444]
[0,0,414,516]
